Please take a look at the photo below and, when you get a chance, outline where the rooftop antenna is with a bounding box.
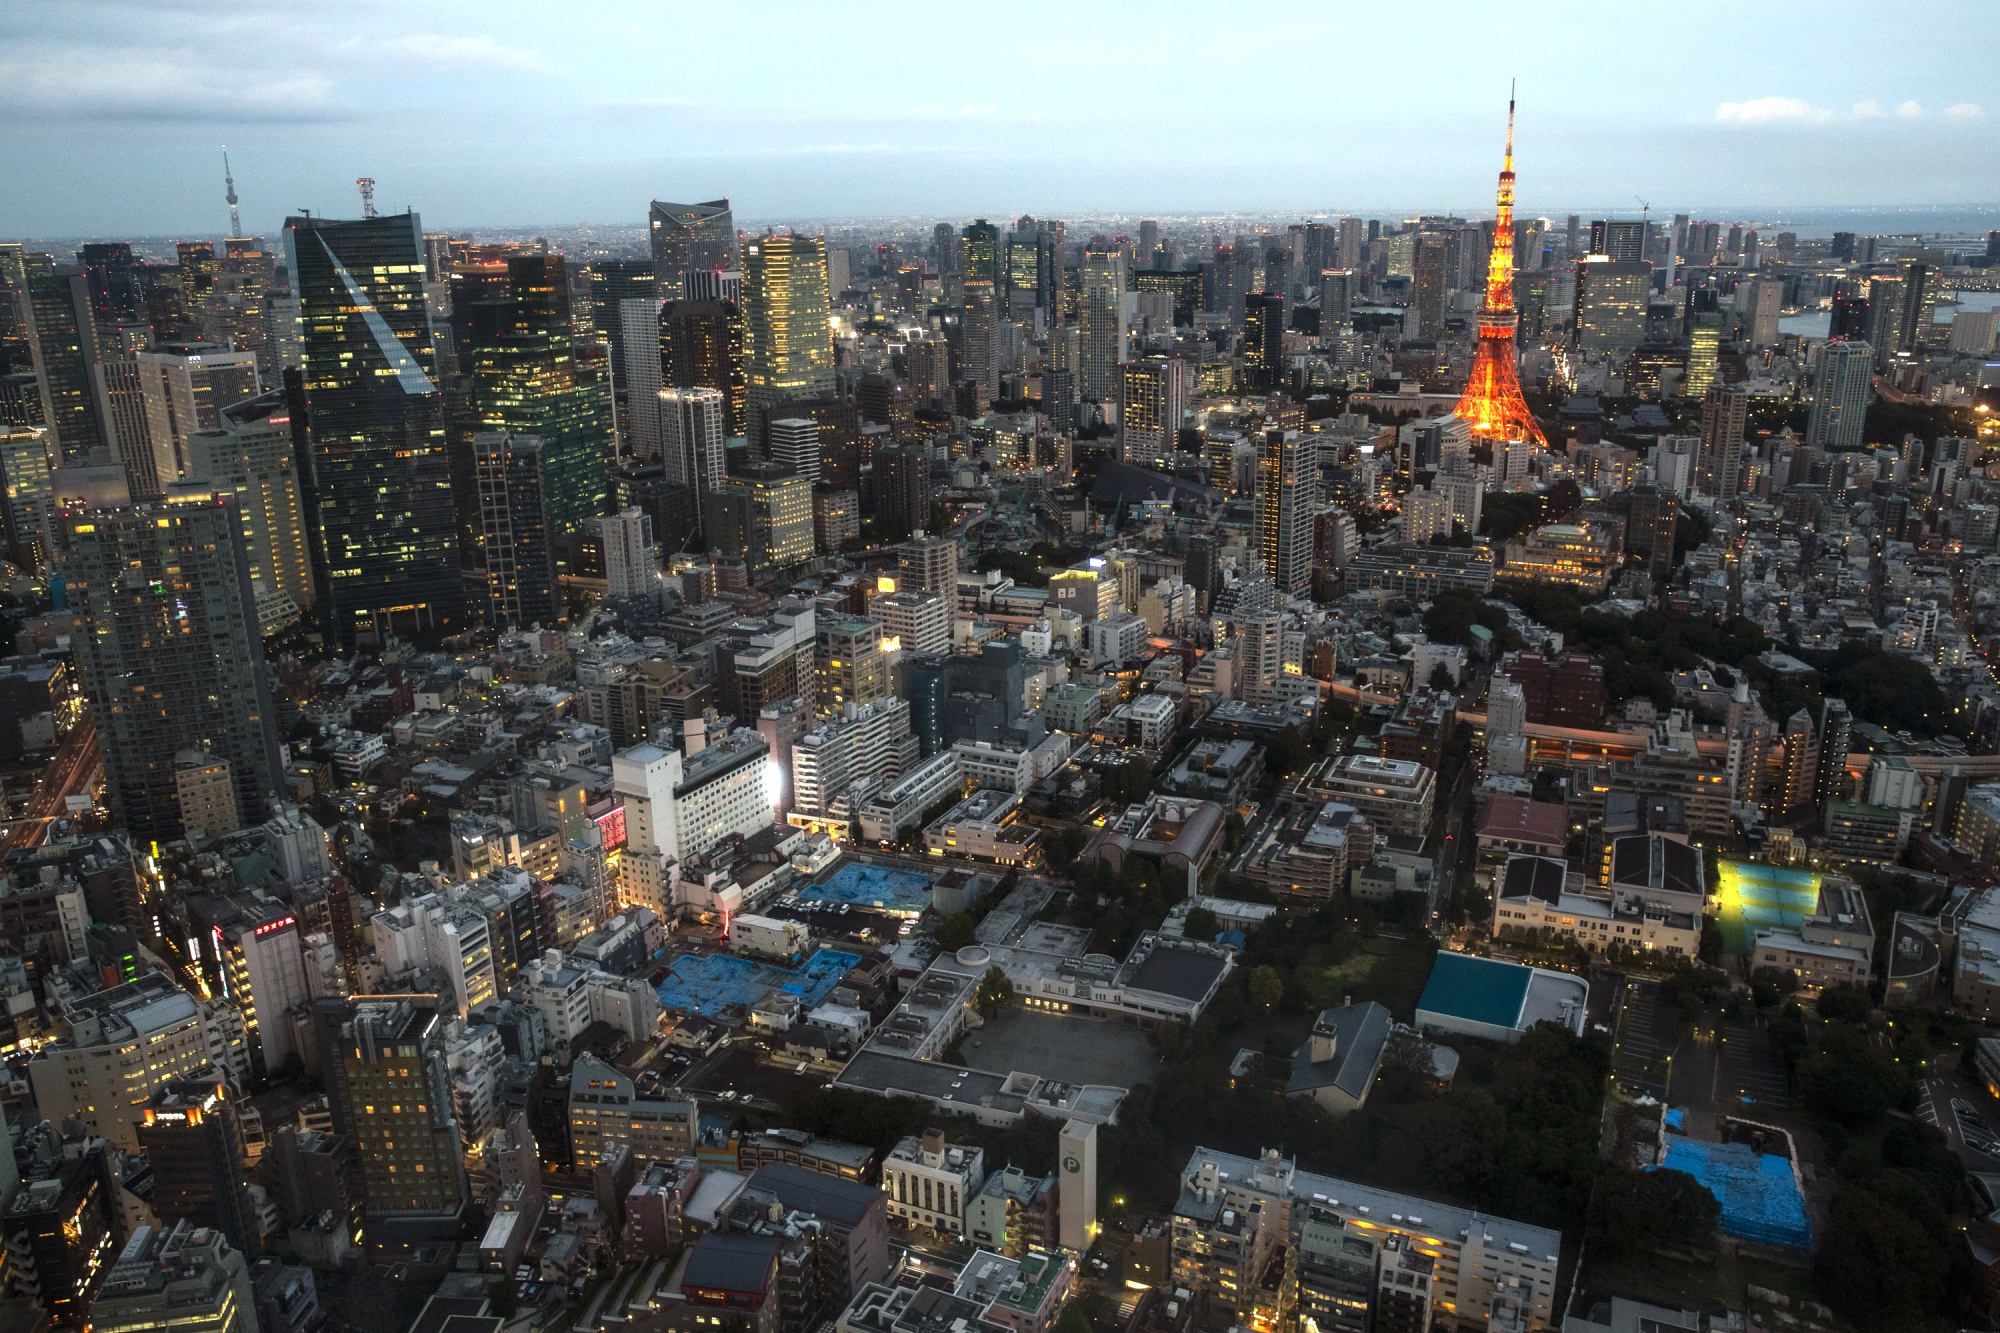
[223,146,242,238]
[356,177,377,219]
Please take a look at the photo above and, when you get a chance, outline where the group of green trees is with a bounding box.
[1753,996,1969,1326]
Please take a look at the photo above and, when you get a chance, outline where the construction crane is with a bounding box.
[222,146,241,237]
[1634,194,1651,222]
[356,177,377,218]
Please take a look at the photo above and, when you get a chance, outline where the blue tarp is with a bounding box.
[1658,1138,1812,1249]
[797,863,934,914]
[657,948,863,1020]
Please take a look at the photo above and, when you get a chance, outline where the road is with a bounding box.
[4,717,98,852]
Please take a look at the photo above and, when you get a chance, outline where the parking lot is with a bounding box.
[1921,1073,2000,1165]
[1712,1019,1793,1111]
[1611,980,1678,1099]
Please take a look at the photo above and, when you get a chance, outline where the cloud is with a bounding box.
[1944,102,1983,122]
[0,49,350,123]
[1851,100,1882,119]
[343,33,547,73]
[1896,99,1925,119]
[1715,96,1835,124]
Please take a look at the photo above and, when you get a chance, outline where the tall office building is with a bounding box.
[586,260,658,375]
[1806,340,1873,452]
[649,198,737,301]
[961,279,997,398]
[20,254,107,462]
[462,254,611,568]
[1255,429,1318,594]
[768,417,821,482]
[1243,293,1286,391]
[91,324,157,493]
[135,342,260,490]
[1694,386,1748,499]
[1897,259,1938,352]
[1743,277,1784,347]
[706,466,812,571]
[661,298,748,436]
[178,391,314,635]
[1864,276,1906,367]
[867,443,930,540]
[741,234,835,420]
[597,507,659,601]
[138,1077,259,1258]
[1319,269,1357,329]
[1573,257,1650,354]
[1589,219,1647,263]
[1079,243,1127,402]
[620,296,666,461]
[57,497,283,840]
[474,433,561,629]
[324,997,468,1241]
[961,220,1000,286]
[661,386,728,509]
[1413,236,1447,338]
[897,534,959,595]
[284,212,461,646]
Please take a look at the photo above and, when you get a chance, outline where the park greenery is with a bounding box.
[1583,1167,1720,1263]
[1425,579,1954,736]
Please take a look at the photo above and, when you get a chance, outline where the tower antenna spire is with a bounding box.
[223,146,242,238]
[1451,81,1547,447]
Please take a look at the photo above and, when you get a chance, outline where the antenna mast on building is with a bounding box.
[356,177,378,219]
[223,146,242,237]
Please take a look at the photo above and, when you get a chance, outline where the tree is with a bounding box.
[934,913,976,952]
[1815,984,1872,1025]
[1584,1167,1720,1261]
[1815,1188,1949,1326]
[1183,906,1220,942]
[975,965,1012,1018]
[1247,965,1284,1013]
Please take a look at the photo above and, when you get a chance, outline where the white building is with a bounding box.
[790,698,920,822]
[28,974,218,1150]
[857,751,965,844]
[614,724,776,913]
[769,417,821,482]
[443,1018,506,1146]
[660,386,728,496]
[884,1129,986,1236]
[1085,612,1149,665]
[871,590,952,656]
[951,734,1072,794]
[597,507,659,601]
[371,895,499,1019]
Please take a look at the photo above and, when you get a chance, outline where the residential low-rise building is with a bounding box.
[1303,755,1435,838]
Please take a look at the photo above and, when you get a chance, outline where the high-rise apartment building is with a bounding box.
[768,416,821,482]
[897,534,958,594]
[177,390,313,635]
[620,296,666,461]
[1694,386,1747,499]
[1079,244,1127,402]
[661,386,728,513]
[867,443,931,541]
[135,342,260,488]
[284,212,461,646]
[649,198,737,301]
[1413,235,1447,338]
[598,507,659,601]
[816,615,892,717]
[741,234,835,418]
[960,278,997,398]
[1806,340,1873,452]
[58,497,283,840]
[1255,429,1318,593]
[1116,358,1187,465]
[474,432,561,629]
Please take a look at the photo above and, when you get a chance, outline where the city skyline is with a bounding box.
[3,1,1997,237]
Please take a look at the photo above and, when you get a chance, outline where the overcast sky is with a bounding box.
[3,0,1996,239]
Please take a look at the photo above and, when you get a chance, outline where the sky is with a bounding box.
[3,0,1997,240]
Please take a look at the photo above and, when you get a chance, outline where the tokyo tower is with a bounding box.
[1454,84,1546,446]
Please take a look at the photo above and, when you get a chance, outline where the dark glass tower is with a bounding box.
[474,432,561,629]
[21,254,107,463]
[284,212,461,646]
[56,495,284,840]
[587,260,658,373]
[661,298,747,436]
[462,253,611,571]
[648,198,736,301]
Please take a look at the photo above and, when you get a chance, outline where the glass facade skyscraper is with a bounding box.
[461,253,611,571]
[741,233,836,417]
[648,198,736,302]
[284,212,462,646]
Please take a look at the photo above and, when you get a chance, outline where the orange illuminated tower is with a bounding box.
[1454,84,1546,446]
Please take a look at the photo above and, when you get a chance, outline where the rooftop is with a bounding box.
[1477,795,1566,846]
